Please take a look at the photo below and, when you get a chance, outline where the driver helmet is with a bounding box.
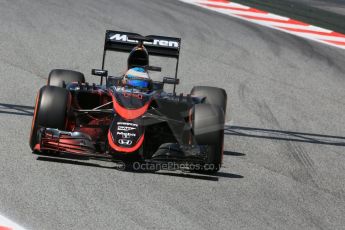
[122,67,151,91]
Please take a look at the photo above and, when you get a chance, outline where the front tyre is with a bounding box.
[29,86,70,151]
[47,69,85,88]
[192,104,225,173]
[191,86,227,114]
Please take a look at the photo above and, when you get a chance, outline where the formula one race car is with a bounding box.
[30,30,227,173]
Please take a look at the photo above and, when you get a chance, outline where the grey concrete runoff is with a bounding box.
[0,0,344,229]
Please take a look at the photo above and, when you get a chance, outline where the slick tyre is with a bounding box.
[191,86,227,114]
[47,69,85,88]
[29,86,70,151]
[192,104,225,174]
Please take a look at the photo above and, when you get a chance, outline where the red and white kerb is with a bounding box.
[180,0,345,50]
[0,214,26,230]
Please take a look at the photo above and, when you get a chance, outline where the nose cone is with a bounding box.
[107,116,145,154]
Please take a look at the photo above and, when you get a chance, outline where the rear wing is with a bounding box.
[104,30,181,58]
[101,30,181,92]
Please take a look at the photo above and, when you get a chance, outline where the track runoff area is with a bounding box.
[180,0,345,50]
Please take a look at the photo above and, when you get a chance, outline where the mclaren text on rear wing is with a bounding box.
[104,30,181,58]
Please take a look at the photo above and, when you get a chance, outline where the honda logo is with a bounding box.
[118,139,132,145]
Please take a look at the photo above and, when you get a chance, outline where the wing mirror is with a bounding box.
[92,69,108,77]
[163,77,179,85]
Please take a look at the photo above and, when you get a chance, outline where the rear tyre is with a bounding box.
[29,86,70,151]
[192,104,225,174]
[47,69,85,87]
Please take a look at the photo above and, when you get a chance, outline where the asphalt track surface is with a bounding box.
[291,0,345,15]
[0,0,345,229]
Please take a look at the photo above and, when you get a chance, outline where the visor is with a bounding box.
[127,79,149,88]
